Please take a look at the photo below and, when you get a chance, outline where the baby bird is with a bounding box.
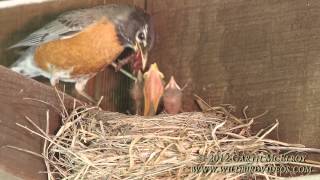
[143,63,164,116]
[163,76,182,114]
[130,70,144,115]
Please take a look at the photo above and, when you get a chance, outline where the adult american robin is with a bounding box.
[9,4,155,101]
[143,63,164,116]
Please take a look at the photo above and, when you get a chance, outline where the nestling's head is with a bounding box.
[143,63,164,116]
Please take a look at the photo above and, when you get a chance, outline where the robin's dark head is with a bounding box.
[105,4,155,70]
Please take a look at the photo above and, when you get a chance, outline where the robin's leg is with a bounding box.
[75,78,95,103]
[49,76,63,93]
[50,76,59,86]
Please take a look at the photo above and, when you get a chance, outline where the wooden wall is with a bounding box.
[0,66,75,180]
[1,0,320,178]
[148,0,320,149]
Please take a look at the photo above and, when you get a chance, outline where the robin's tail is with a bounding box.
[10,47,42,78]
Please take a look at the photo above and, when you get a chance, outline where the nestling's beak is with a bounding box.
[165,76,181,90]
[163,76,183,115]
[143,63,164,116]
[136,42,148,70]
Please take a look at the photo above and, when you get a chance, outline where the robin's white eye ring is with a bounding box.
[138,32,145,41]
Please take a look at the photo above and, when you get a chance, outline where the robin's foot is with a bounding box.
[75,78,95,103]
[50,76,59,86]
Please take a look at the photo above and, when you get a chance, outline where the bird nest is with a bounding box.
[10,102,320,180]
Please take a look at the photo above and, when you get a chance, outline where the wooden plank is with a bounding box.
[148,0,320,149]
[0,65,74,180]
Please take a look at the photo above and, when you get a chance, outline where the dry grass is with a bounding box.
[6,95,320,179]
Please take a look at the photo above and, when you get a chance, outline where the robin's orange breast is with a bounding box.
[34,17,124,76]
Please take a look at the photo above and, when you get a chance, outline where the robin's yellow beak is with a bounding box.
[136,42,148,70]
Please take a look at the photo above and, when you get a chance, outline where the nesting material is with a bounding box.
[14,104,320,180]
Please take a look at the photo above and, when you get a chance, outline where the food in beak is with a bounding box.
[143,63,164,116]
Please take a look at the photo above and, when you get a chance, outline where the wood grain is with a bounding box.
[148,0,320,148]
[0,65,74,179]
[1,1,320,179]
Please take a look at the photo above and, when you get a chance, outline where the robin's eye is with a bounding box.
[138,32,145,41]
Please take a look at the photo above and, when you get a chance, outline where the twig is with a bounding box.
[5,145,43,158]
[111,62,137,81]
[256,120,279,142]
[43,110,54,180]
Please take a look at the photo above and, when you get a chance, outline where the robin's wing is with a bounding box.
[9,7,105,49]
[9,4,137,49]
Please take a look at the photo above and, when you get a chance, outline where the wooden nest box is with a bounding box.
[0,0,320,179]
